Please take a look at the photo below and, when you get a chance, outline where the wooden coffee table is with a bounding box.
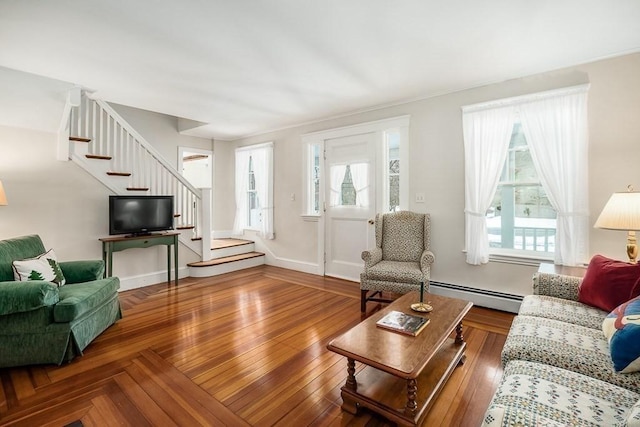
[327,291,472,426]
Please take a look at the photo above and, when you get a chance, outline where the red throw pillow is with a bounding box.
[578,255,640,311]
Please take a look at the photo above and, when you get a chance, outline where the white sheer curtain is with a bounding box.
[520,90,589,265]
[329,165,346,207]
[233,149,251,235]
[350,162,369,207]
[252,145,274,239]
[463,105,517,265]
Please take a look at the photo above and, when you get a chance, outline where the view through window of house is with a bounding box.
[247,155,261,227]
[341,165,356,205]
[387,131,400,211]
[312,144,320,214]
[487,123,556,253]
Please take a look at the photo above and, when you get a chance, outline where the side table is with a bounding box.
[99,232,180,285]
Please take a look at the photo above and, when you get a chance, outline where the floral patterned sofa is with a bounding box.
[483,270,640,426]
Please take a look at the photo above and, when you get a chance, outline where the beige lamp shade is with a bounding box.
[594,191,640,231]
[594,189,640,263]
[0,180,7,206]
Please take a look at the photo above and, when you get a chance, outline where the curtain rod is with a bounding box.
[462,83,590,113]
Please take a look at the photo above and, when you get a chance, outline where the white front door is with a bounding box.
[324,133,376,281]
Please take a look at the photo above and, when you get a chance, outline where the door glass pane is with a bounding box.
[387,131,400,212]
[329,162,369,208]
[341,165,356,206]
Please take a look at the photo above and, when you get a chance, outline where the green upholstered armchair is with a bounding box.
[360,211,435,312]
[0,234,122,367]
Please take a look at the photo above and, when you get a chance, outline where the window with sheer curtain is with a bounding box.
[462,85,589,266]
[234,142,274,239]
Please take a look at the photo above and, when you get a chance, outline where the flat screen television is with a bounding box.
[109,195,174,236]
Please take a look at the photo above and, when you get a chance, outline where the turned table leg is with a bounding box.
[345,358,357,391]
[455,321,467,365]
[404,378,418,417]
[455,321,464,344]
[341,358,359,414]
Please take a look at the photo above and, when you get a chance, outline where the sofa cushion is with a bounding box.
[482,360,639,427]
[54,278,119,323]
[12,249,66,287]
[360,260,423,283]
[627,399,640,426]
[0,281,59,315]
[519,294,608,330]
[603,296,640,374]
[578,254,640,312]
[502,315,640,392]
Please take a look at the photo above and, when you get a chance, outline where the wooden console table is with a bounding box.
[99,232,179,285]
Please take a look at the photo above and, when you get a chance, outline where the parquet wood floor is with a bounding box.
[0,265,514,427]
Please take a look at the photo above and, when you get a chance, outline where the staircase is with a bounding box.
[58,89,265,275]
[188,238,265,277]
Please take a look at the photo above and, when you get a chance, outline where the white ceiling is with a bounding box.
[1,1,639,140]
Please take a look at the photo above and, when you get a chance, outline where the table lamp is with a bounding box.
[594,186,640,264]
[0,180,7,206]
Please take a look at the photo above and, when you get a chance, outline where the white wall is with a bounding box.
[111,103,213,167]
[218,53,640,297]
[0,126,110,260]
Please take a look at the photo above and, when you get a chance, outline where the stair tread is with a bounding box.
[86,154,112,160]
[188,252,264,267]
[211,238,254,250]
[107,171,131,177]
[176,225,195,230]
[126,187,150,191]
[70,136,91,143]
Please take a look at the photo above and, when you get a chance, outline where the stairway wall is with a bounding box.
[110,103,214,167]
[0,101,213,290]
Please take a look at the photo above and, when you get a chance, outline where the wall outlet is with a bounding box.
[415,192,425,203]
[290,193,296,201]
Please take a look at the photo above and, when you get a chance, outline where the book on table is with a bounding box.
[376,310,430,336]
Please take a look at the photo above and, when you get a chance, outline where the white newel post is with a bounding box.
[57,87,82,161]
[200,188,212,261]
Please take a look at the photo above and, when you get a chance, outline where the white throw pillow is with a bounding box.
[12,248,66,286]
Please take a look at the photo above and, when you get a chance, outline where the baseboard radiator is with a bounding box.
[429,281,523,314]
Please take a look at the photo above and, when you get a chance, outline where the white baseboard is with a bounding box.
[429,282,522,313]
[249,237,321,275]
[265,255,320,276]
[117,267,190,292]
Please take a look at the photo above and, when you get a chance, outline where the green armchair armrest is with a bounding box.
[0,281,59,316]
[59,260,105,284]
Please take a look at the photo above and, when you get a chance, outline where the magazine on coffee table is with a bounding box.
[376,310,430,336]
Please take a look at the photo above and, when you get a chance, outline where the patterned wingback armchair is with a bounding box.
[360,211,435,312]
